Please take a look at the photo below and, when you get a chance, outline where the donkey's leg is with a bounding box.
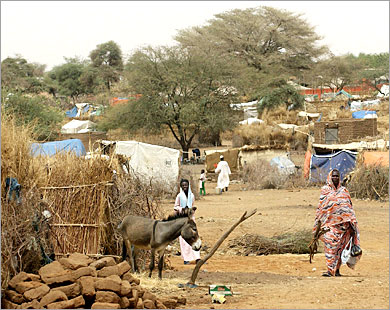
[132,245,138,273]
[157,249,165,280]
[125,240,136,273]
[121,240,127,261]
[148,249,155,278]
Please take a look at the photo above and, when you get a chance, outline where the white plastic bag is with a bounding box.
[341,237,353,265]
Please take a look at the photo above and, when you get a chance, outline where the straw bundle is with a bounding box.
[226,230,314,256]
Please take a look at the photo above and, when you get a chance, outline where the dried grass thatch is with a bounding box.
[226,230,314,256]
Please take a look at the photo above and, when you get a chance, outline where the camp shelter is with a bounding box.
[61,119,96,134]
[65,103,90,118]
[270,156,296,175]
[363,151,389,167]
[309,150,357,183]
[239,118,264,125]
[352,110,378,119]
[350,99,381,111]
[99,140,180,190]
[314,118,377,144]
[313,138,389,154]
[31,139,86,157]
[205,148,240,173]
[377,84,389,97]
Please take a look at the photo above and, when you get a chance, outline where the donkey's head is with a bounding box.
[181,207,202,251]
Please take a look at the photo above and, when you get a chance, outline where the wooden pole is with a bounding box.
[188,209,257,285]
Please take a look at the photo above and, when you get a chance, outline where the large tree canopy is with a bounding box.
[99,45,239,156]
[1,56,46,94]
[175,6,328,96]
[89,40,123,91]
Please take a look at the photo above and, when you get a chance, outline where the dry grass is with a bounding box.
[134,271,187,295]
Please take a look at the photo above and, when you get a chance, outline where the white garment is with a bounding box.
[174,190,200,262]
[215,160,231,189]
[199,173,206,189]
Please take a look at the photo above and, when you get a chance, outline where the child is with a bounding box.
[199,169,206,196]
[174,179,200,265]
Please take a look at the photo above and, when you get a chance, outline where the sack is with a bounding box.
[341,237,353,265]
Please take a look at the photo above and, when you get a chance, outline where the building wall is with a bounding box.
[314,119,377,144]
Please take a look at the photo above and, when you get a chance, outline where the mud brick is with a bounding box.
[94,275,121,293]
[156,300,168,309]
[91,302,120,309]
[15,281,43,294]
[46,295,85,309]
[90,257,116,270]
[120,296,130,309]
[120,280,131,296]
[2,299,18,309]
[39,290,68,308]
[143,299,156,309]
[97,265,120,278]
[39,261,72,285]
[143,291,157,302]
[18,300,40,309]
[117,261,131,276]
[136,298,143,309]
[23,284,50,301]
[95,291,121,304]
[122,271,140,285]
[161,298,177,309]
[52,283,81,298]
[5,289,25,304]
[78,276,96,297]
[8,272,29,289]
[71,266,97,281]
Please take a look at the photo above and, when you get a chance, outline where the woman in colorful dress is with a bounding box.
[174,179,201,265]
[314,169,362,277]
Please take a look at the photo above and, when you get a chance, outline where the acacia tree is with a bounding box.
[356,53,389,94]
[175,6,327,99]
[99,45,239,158]
[1,55,46,94]
[89,41,123,91]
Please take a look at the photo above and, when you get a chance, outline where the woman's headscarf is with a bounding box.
[315,169,357,228]
[178,182,193,208]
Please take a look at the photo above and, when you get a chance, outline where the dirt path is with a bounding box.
[153,181,389,309]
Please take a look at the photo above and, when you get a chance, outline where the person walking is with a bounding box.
[215,155,231,192]
[199,169,206,196]
[313,169,362,277]
[174,179,201,265]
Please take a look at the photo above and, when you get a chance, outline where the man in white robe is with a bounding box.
[215,155,231,192]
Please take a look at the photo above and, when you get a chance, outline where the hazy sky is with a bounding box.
[1,1,389,70]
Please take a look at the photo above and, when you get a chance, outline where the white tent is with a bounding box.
[239,118,264,125]
[101,140,180,191]
[377,84,389,97]
[61,120,96,134]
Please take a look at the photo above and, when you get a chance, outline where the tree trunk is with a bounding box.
[188,209,257,285]
[182,145,189,160]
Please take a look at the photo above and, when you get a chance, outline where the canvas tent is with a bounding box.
[100,140,180,191]
[350,99,380,112]
[205,148,240,173]
[65,103,90,118]
[239,118,264,125]
[31,139,86,157]
[309,150,357,183]
[61,120,96,134]
[377,84,389,97]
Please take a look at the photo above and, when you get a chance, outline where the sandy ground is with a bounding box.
[147,175,389,309]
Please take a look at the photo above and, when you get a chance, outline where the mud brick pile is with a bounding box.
[2,253,186,309]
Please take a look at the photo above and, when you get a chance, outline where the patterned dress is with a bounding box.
[314,170,362,275]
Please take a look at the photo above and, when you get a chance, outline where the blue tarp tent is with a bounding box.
[31,139,86,157]
[352,110,377,119]
[65,106,78,118]
[310,150,357,183]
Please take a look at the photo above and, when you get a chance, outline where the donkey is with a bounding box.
[118,207,201,279]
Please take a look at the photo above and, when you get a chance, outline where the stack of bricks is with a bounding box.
[2,253,186,309]
[314,118,377,144]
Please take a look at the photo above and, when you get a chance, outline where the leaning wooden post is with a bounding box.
[188,208,257,285]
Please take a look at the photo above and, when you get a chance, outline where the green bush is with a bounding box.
[258,84,304,113]
[2,93,64,141]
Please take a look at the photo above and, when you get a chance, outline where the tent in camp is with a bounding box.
[65,103,90,118]
[31,139,86,157]
[270,156,296,175]
[350,99,380,111]
[352,110,378,119]
[61,120,96,134]
[100,140,180,191]
[239,118,264,125]
[377,84,389,98]
[309,150,357,183]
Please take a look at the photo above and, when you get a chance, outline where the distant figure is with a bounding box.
[174,179,201,265]
[199,169,206,196]
[215,155,231,192]
[192,148,201,158]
